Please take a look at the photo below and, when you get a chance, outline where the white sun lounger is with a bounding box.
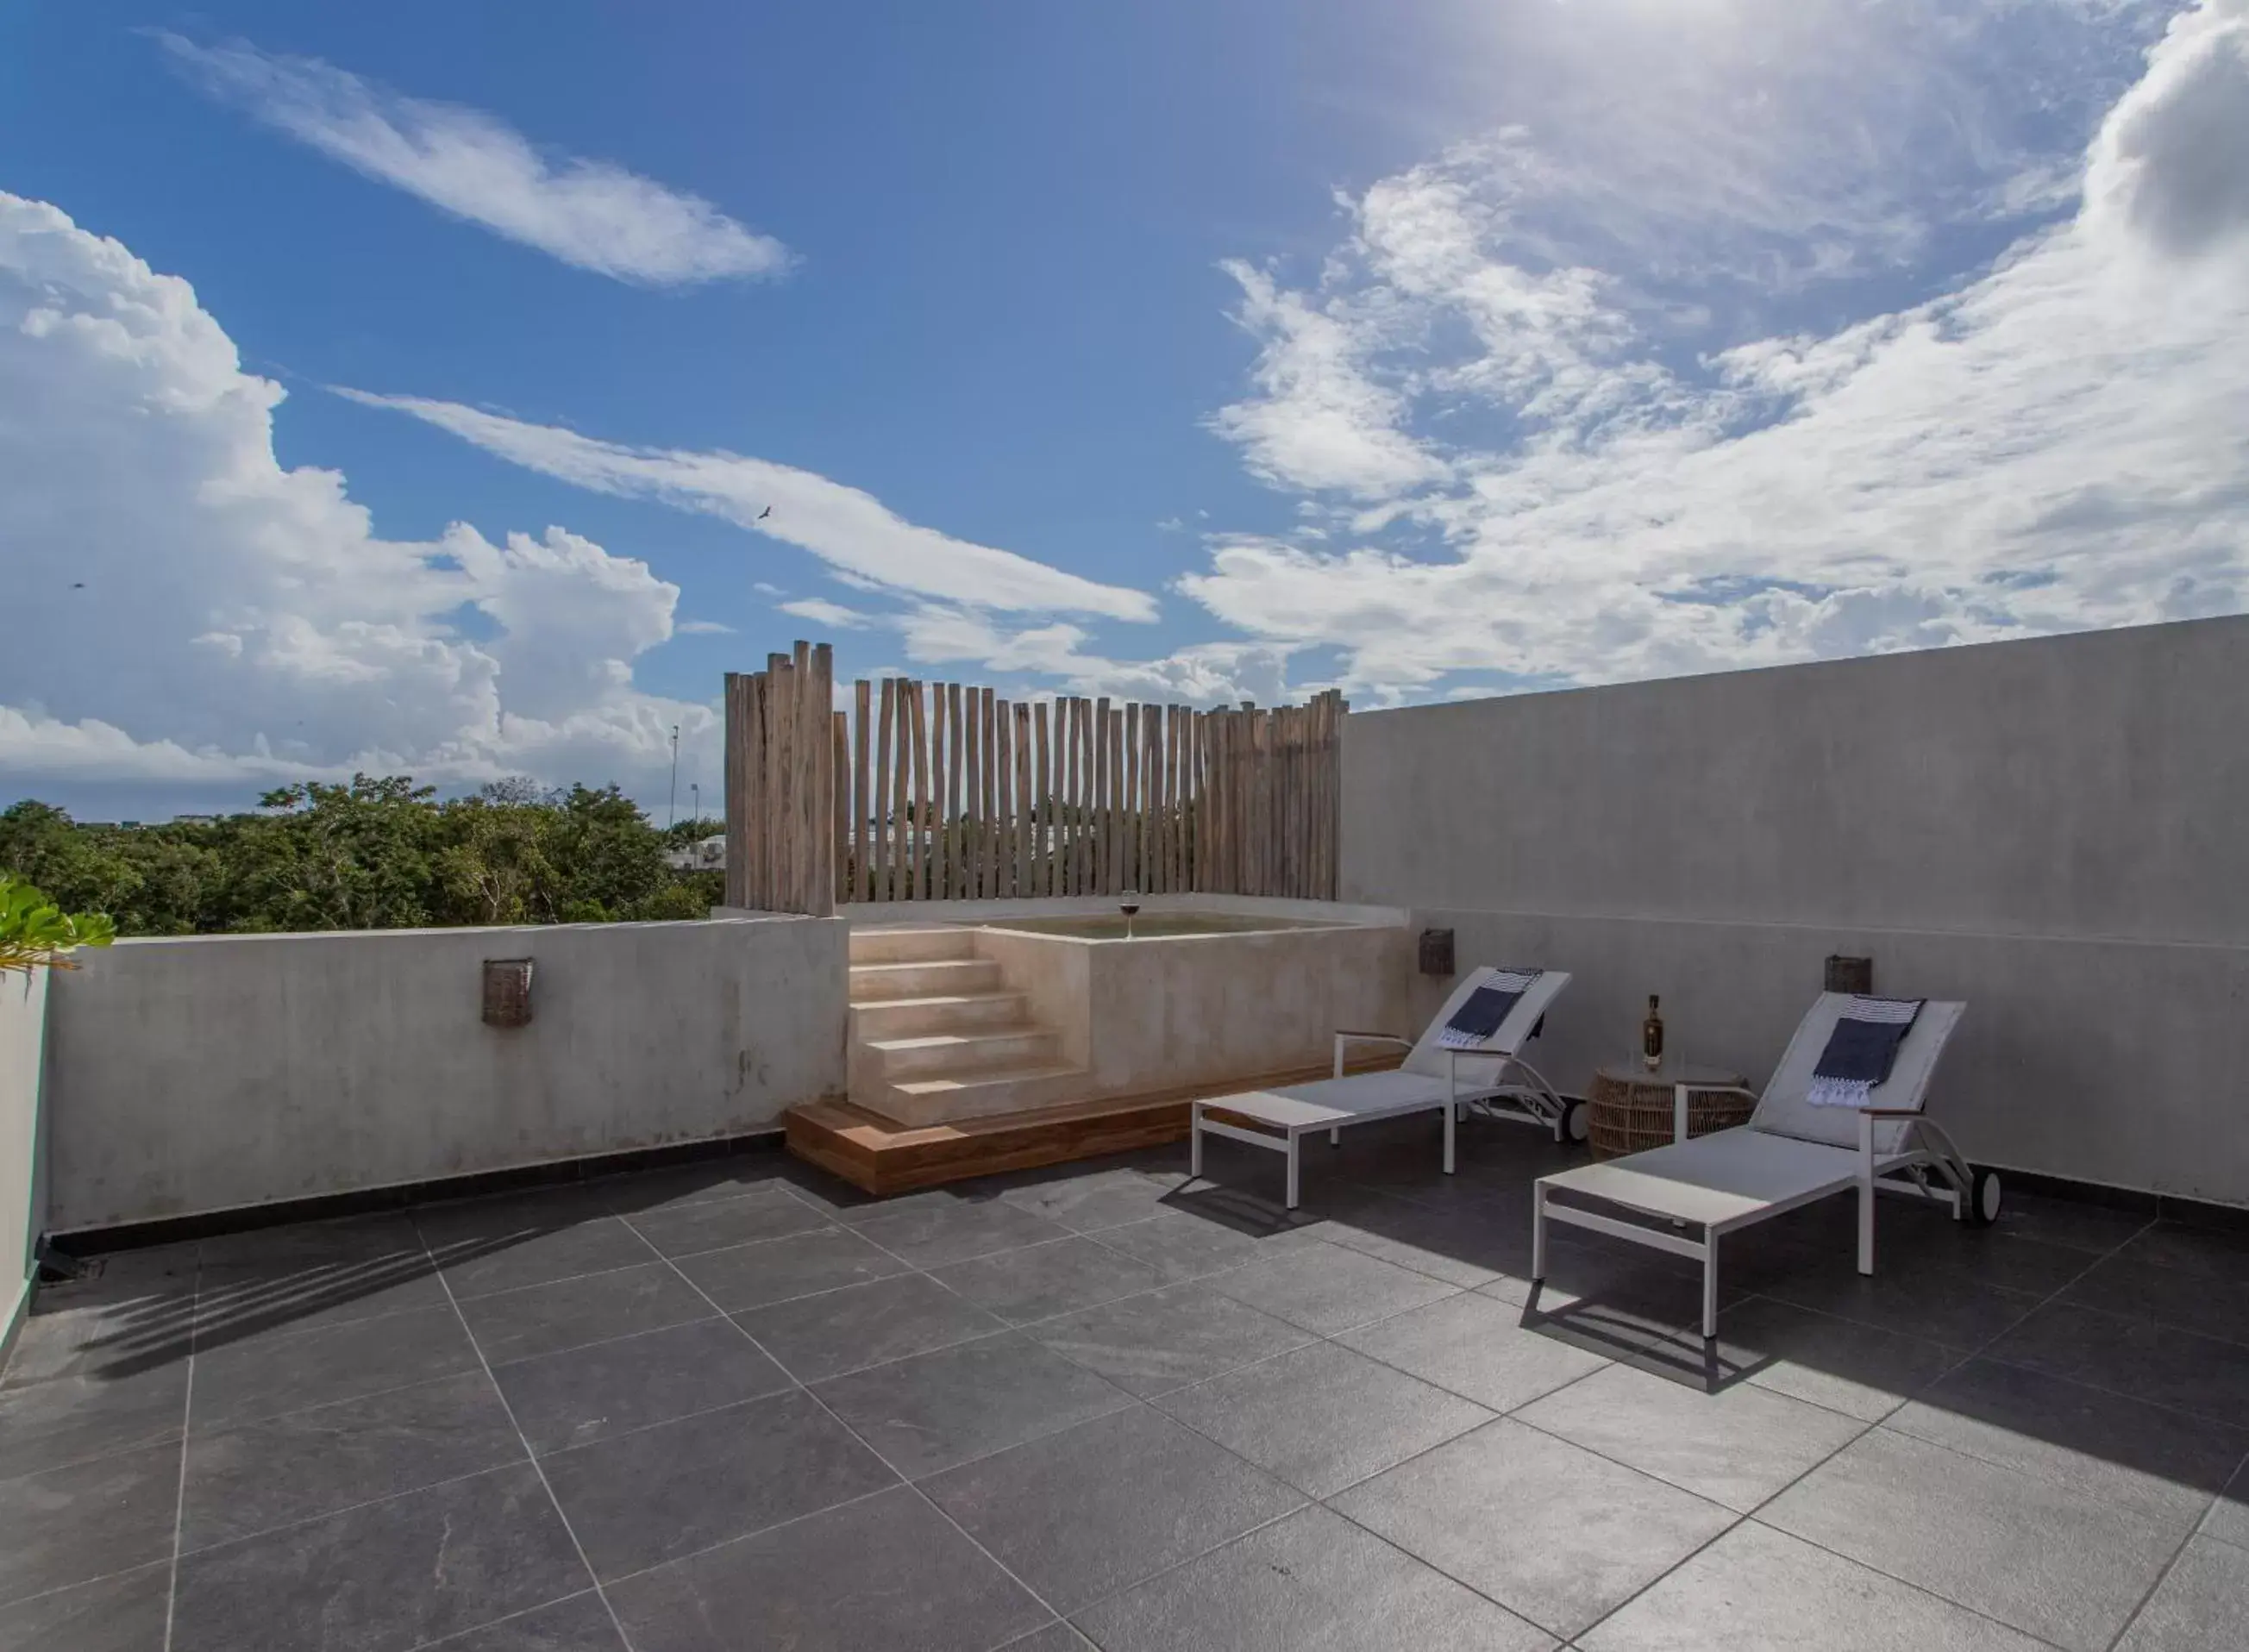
[1192,967,1578,1209]
[1532,993,2000,1340]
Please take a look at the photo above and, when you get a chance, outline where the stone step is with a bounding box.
[869,1062,1093,1128]
[867,1027,1061,1082]
[851,991,1033,1041]
[849,925,978,966]
[849,958,1002,1002]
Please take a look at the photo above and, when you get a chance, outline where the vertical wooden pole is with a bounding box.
[963,682,982,898]
[833,709,849,907]
[764,654,791,910]
[1091,698,1111,895]
[724,673,748,909]
[1061,699,1080,895]
[1124,704,1142,893]
[804,642,832,915]
[892,679,913,902]
[993,698,1014,898]
[909,683,930,900]
[1013,703,1033,898]
[945,684,964,898]
[1032,701,1051,896]
[850,680,871,904]
[872,678,895,903]
[928,683,949,900]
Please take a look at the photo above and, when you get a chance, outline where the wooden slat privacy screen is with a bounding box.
[725,643,1344,913]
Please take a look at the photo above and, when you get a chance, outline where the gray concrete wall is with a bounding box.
[1343,616,2249,1206]
[44,917,849,1232]
[1,970,49,1356]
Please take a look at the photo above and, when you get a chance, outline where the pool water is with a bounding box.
[981,912,1341,940]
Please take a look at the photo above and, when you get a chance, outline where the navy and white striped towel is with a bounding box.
[1807,996,1923,1108]
[1437,969,1542,1050]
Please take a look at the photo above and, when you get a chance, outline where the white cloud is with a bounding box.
[778,598,873,629]
[675,619,735,635]
[1184,0,2249,700]
[345,391,1158,622]
[158,34,787,285]
[0,191,708,789]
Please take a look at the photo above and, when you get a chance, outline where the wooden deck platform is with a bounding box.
[786,1054,1404,1195]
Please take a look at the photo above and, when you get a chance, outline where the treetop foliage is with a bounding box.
[0,775,724,936]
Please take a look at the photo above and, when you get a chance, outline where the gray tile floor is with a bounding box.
[4,1118,2246,1651]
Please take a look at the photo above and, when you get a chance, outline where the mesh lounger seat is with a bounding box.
[1192,967,1578,1209]
[1532,993,2000,1340]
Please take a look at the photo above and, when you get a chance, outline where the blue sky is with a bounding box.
[3,1,2246,817]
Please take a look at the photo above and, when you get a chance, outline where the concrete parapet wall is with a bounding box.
[44,916,848,1231]
[1344,615,2249,1206]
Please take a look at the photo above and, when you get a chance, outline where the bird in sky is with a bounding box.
[756,505,772,521]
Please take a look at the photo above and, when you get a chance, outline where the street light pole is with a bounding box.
[667,725,680,829]
[691,782,700,826]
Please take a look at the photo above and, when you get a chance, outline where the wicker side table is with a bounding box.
[1587,1062,1750,1161]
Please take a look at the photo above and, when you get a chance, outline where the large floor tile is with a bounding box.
[1024,1280,1312,1398]
[1154,1339,1491,1498]
[606,1483,1048,1652]
[668,1224,908,1311]
[844,1197,1073,1267]
[732,1272,1005,1381]
[179,1370,523,1551]
[1317,1192,1535,1290]
[436,1590,624,1650]
[1203,1241,1460,1335]
[187,1302,479,1430]
[1331,1417,1732,1639]
[193,1255,454,1343]
[454,1262,714,1366]
[1071,1503,1554,1652]
[0,1439,181,1604]
[2114,1220,2249,1282]
[924,1405,1303,1612]
[1089,1210,1268,1283]
[2061,1251,2249,1347]
[492,1317,792,1455]
[0,1561,171,1652]
[1335,1290,1609,1412]
[1757,1256,2043,1349]
[1514,1361,1863,1511]
[1579,1518,2050,1651]
[197,1216,421,1271]
[411,1185,617,1247]
[928,1236,1165,1325]
[595,1155,807,1217]
[2115,1536,2249,1652]
[2,1292,194,1387]
[539,1389,894,1580]
[1888,1357,2249,1531]
[2206,1455,2249,1548]
[1484,1237,1719,1355]
[996,1164,1179,1233]
[171,1461,587,1652]
[1633,1294,1960,1422]
[1985,1301,2249,1425]
[0,1359,185,1482]
[999,1624,1097,1651]
[430,1218,658,1301]
[811,1334,1133,1480]
[1984,1190,2154,1256]
[1762,1426,2186,1652]
[621,1186,832,1259]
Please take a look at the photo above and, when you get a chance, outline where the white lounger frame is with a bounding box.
[1191,967,1576,1209]
[1532,996,1983,1339]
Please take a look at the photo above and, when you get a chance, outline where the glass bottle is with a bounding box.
[1642,995,1664,1073]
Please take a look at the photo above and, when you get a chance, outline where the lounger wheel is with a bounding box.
[1964,1167,2002,1227]
[1557,1099,1589,1145]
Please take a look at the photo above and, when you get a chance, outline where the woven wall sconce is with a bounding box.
[1419,928,1456,976]
[483,958,535,1028]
